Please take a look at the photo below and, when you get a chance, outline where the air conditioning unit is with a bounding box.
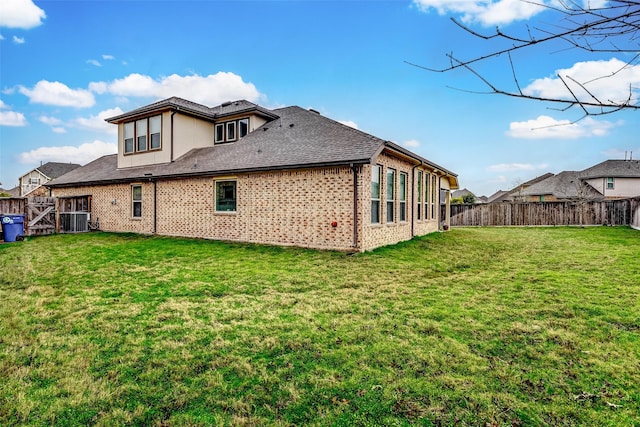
[60,212,89,233]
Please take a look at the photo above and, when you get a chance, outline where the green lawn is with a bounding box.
[1,227,639,426]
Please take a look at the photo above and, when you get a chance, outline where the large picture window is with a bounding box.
[371,165,381,224]
[132,185,142,218]
[124,115,161,154]
[425,173,430,220]
[215,180,237,212]
[387,169,395,223]
[432,174,437,219]
[399,172,407,222]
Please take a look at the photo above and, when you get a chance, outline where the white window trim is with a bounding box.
[214,179,238,214]
[132,185,142,219]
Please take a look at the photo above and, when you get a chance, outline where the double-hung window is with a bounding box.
[124,122,134,154]
[124,115,161,154]
[387,169,395,223]
[150,116,161,149]
[399,172,407,222]
[215,180,237,212]
[132,185,142,218]
[215,118,250,144]
[606,177,614,190]
[136,119,147,152]
[371,165,381,224]
[417,171,422,220]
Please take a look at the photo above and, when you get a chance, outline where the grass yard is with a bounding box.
[0,227,639,426]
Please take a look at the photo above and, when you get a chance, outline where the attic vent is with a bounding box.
[289,123,295,128]
[221,101,232,107]
[309,108,320,115]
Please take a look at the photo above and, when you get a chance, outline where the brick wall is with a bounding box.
[53,167,358,251]
[52,158,447,251]
[360,153,440,251]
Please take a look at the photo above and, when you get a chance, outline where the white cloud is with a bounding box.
[12,35,24,44]
[0,110,27,126]
[487,163,548,172]
[38,115,63,126]
[403,139,421,148]
[0,100,27,126]
[19,80,95,107]
[87,59,101,67]
[19,140,117,165]
[338,120,359,129]
[524,58,640,106]
[102,54,115,60]
[52,127,66,134]
[0,34,4,40]
[88,81,108,94]
[506,115,619,139]
[0,0,46,29]
[72,107,123,134]
[102,72,262,105]
[413,0,546,25]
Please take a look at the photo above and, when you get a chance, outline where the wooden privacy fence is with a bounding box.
[1,197,56,236]
[446,198,640,227]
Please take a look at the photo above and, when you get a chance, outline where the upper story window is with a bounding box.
[215,118,250,144]
[124,115,161,155]
[29,177,41,185]
[606,177,615,190]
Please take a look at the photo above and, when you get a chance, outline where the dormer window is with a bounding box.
[215,118,250,144]
[123,115,162,155]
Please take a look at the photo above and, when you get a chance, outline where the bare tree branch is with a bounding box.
[408,0,640,116]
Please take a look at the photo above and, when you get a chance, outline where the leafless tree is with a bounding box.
[409,0,640,120]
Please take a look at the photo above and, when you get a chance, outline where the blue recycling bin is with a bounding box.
[1,214,25,242]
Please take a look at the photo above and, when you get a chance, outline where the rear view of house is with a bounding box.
[48,97,458,251]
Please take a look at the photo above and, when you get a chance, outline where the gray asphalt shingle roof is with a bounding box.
[520,171,603,200]
[50,102,457,188]
[580,160,640,178]
[36,162,82,179]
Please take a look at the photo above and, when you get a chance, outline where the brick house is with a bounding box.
[48,97,458,251]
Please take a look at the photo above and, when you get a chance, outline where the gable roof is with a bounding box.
[580,159,640,178]
[33,162,82,180]
[50,105,458,188]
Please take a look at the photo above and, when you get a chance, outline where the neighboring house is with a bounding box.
[488,173,555,203]
[19,162,81,197]
[580,160,640,199]
[520,171,603,202]
[0,186,20,197]
[519,160,640,202]
[48,97,459,252]
[451,188,477,203]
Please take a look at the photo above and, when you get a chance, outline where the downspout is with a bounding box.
[411,162,422,238]
[438,176,442,230]
[351,163,359,249]
[170,110,177,162]
[153,179,157,234]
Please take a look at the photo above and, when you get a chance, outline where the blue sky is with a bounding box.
[1,0,639,197]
